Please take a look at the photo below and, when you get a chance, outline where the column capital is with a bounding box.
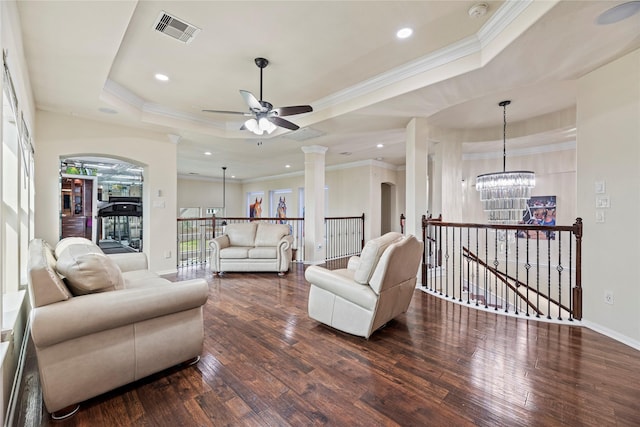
[301,145,328,155]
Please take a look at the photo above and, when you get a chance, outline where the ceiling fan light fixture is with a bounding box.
[244,118,260,134]
[205,57,312,134]
[259,117,277,134]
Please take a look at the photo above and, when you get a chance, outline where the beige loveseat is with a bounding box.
[209,222,293,275]
[305,232,423,338]
[27,237,209,419]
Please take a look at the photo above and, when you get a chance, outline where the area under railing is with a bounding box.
[176,214,365,267]
[422,215,583,321]
[324,214,365,261]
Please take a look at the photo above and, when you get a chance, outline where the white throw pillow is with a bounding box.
[56,243,124,295]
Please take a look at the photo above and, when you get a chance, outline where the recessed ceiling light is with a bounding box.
[204,151,212,156]
[377,143,384,148]
[285,164,291,168]
[154,73,170,82]
[596,1,640,25]
[396,27,413,39]
[231,175,236,178]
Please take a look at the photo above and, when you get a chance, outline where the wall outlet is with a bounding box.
[604,291,614,305]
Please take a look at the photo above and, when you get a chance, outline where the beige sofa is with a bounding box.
[27,237,209,419]
[305,232,423,338]
[209,222,293,275]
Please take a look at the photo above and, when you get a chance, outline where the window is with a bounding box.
[1,53,33,338]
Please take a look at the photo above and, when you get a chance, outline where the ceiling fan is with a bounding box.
[203,57,313,135]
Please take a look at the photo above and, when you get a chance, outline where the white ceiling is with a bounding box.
[15,1,640,181]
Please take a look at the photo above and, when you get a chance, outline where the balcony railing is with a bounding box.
[422,215,583,321]
[176,214,365,267]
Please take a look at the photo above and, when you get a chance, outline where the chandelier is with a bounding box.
[476,100,535,224]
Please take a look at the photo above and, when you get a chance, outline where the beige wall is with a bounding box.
[462,147,577,224]
[35,112,179,274]
[576,48,640,346]
[177,176,243,217]
[179,161,406,242]
[242,174,305,219]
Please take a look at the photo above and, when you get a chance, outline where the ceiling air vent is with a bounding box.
[153,11,200,44]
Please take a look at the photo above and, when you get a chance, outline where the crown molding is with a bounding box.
[463,140,576,160]
[101,1,537,136]
[312,0,533,112]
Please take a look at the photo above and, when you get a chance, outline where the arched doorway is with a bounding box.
[59,156,144,253]
[380,182,395,234]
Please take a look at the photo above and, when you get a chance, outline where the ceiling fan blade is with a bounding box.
[202,109,251,116]
[269,116,300,131]
[271,105,313,117]
[240,90,264,112]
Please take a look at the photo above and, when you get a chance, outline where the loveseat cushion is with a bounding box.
[27,239,73,307]
[248,247,277,259]
[56,243,124,295]
[219,247,252,259]
[255,223,290,247]
[225,223,258,247]
[354,232,403,284]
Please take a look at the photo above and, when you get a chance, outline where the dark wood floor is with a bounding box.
[13,263,640,426]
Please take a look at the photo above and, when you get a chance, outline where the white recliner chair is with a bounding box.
[305,232,423,338]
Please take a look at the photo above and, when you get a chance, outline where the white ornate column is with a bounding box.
[405,118,429,237]
[302,145,328,264]
[432,137,463,222]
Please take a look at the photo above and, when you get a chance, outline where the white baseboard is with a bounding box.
[4,315,31,427]
[581,320,640,351]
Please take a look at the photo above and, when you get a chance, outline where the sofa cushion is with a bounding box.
[255,223,290,247]
[248,247,277,259]
[122,270,172,289]
[27,239,73,307]
[225,223,258,247]
[354,232,403,285]
[56,243,124,295]
[219,247,252,259]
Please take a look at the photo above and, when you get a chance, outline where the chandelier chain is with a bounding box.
[502,102,507,172]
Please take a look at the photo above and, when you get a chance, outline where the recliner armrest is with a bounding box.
[347,255,361,271]
[31,279,209,348]
[305,266,377,310]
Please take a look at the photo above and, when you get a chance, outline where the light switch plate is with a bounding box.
[596,196,610,208]
[595,210,605,223]
[595,181,606,194]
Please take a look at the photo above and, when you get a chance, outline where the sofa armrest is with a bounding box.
[209,235,230,272]
[31,279,209,348]
[278,234,293,251]
[276,235,294,272]
[210,235,230,251]
[107,252,148,272]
